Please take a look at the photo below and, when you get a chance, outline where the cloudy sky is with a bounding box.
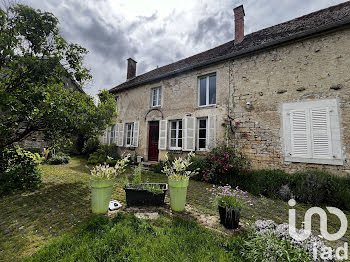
[18,0,345,97]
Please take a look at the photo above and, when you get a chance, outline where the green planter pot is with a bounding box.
[168,178,189,211]
[90,179,115,214]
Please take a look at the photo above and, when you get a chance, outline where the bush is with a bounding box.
[0,146,42,195]
[226,168,350,211]
[87,143,120,165]
[202,145,250,184]
[82,137,100,156]
[47,152,70,165]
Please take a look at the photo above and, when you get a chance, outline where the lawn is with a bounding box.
[0,156,349,261]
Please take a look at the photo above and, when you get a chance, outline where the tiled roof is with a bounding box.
[110,1,350,93]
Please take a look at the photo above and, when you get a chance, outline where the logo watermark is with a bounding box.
[288,199,348,260]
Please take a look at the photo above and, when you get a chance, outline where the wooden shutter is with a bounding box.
[208,115,216,149]
[132,121,140,147]
[114,124,119,145]
[182,116,195,151]
[117,123,124,147]
[158,120,167,150]
[290,110,311,158]
[310,108,332,158]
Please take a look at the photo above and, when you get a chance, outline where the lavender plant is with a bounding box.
[209,185,248,209]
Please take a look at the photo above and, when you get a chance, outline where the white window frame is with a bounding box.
[169,120,183,150]
[151,87,162,107]
[197,118,208,151]
[198,74,216,107]
[282,99,343,165]
[125,123,134,147]
[109,125,115,144]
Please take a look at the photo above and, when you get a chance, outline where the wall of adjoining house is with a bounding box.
[229,28,350,175]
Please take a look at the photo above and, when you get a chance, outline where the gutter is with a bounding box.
[110,17,350,94]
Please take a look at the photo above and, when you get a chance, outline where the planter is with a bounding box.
[90,179,115,214]
[124,183,168,206]
[218,205,241,229]
[168,178,189,211]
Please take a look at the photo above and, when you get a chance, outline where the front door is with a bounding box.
[148,121,159,161]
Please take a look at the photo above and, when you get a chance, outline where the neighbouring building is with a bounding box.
[106,2,350,175]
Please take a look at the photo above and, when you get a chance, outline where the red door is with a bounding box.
[148,121,159,161]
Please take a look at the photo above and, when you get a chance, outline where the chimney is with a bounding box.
[127,58,137,80]
[233,5,245,42]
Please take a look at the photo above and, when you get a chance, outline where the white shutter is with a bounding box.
[117,123,124,147]
[182,116,195,151]
[290,110,311,158]
[208,115,216,149]
[132,121,139,147]
[310,108,332,158]
[114,124,119,145]
[159,120,167,150]
[103,128,108,144]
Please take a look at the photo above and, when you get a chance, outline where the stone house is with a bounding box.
[107,2,350,175]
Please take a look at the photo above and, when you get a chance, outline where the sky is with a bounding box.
[17,0,346,98]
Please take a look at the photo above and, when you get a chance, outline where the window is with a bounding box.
[102,128,108,144]
[152,87,162,107]
[169,120,182,150]
[282,99,343,165]
[126,123,134,146]
[115,96,119,110]
[197,118,208,150]
[109,126,115,144]
[198,74,216,106]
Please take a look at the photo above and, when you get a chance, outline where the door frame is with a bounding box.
[148,121,159,161]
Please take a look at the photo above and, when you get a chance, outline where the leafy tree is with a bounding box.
[0,4,117,150]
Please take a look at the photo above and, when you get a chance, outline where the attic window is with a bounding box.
[152,87,162,107]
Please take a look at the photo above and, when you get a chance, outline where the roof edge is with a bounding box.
[110,17,350,94]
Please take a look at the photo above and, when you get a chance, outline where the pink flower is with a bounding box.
[246,168,251,172]
[244,133,248,137]
[204,178,209,182]
[229,164,233,168]
[236,121,240,125]
[211,156,215,160]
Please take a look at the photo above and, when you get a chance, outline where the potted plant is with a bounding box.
[90,156,129,214]
[123,163,168,206]
[162,152,197,211]
[209,185,247,229]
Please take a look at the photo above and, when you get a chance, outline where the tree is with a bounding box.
[0,4,117,150]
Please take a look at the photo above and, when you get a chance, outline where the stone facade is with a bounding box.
[109,27,350,175]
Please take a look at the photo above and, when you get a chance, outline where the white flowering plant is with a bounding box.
[90,155,129,180]
[162,152,198,181]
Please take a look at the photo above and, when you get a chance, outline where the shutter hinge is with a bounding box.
[333,155,336,158]
[329,109,334,113]
[287,113,290,116]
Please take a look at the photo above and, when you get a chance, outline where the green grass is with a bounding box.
[23,213,244,262]
[0,156,349,261]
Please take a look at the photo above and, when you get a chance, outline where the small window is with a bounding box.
[126,123,134,146]
[169,120,183,150]
[115,96,119,110]
[152,87,162,107]
[109,126,115,144]
[197,118,208,150]
[198,75,216,106]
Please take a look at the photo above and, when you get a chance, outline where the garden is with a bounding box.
[1,143,350,262]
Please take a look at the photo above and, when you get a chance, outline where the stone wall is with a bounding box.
[230,28,350,175]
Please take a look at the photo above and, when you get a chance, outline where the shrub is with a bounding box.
[25,147,42,155]
[87,143,120,165]
[226,168,350,211]
[47,152,70,165]
[153,160,166,173]
[82,137,100,156]
[0,146,42,195]
[202,145,250,184]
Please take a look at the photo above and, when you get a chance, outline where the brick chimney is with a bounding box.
[233,5,245,42]
[127,58,137,80]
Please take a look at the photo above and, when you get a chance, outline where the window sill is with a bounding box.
[125,146,136,151]
[284,156,343,166]
[151,106,161,109]
[197,104,217,109]
[168,149,183,154]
